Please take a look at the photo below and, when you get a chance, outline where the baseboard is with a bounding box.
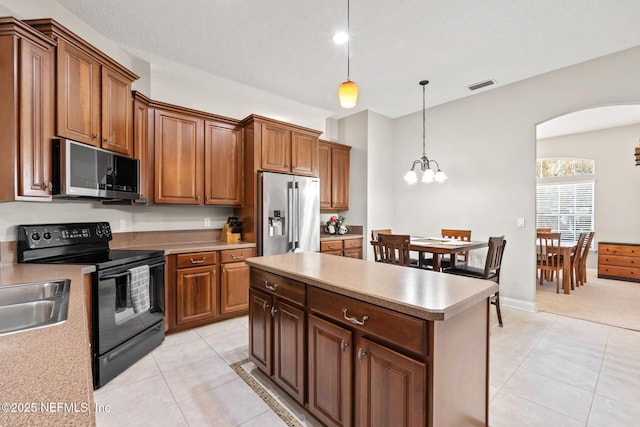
[500,296,536,312]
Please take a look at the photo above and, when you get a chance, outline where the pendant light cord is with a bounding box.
[347,0,350,81]
[422,81,427,157]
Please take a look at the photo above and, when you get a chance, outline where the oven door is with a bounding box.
[95,256,165,355]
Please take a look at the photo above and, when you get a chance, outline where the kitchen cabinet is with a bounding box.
[249,268,306,404]
[235,115,322,243]
[319,140,351,210]
[175,252,218,326]
[220,248,256,315]
[154,108,204,204]
[598,242,640,282]
[151,102,242,206]
[25,19,137,156]
[132,91,154,203]
[320,238,363,259]
[205,121,243,206]
[0,18,55,202]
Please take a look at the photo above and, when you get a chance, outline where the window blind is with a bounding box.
[536,181,594,246]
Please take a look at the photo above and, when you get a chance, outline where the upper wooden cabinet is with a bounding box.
[25,19,137,156]
[154,108,204,204]
[0,18,55,202]
[132,91,154,203]
[205,121,243,206]
[151,101,242,206]
[319,140,351,210]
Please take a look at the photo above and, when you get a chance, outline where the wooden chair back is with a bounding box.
[536,228,552,233]
[569,232,587,289]
[484,236,507,282]
[537,232,562,291]
[377,234,412,266]
[370,229,392,262]
[576,231,595,286]
[442,229,471,266]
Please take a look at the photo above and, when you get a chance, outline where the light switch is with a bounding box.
[517,217,525,228]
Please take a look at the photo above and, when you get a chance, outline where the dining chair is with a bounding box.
[376,234,419,268]
[536,227,552,233]
[441,229,472,268]
[443,236,507,327]
[536,232,562,292]
[568,232,587,290]
[370,229,392,262]
[575,231,595,287]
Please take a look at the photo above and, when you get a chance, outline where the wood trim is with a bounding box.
[239,114,322,137]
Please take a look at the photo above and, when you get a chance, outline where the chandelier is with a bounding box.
[404,80,447,184]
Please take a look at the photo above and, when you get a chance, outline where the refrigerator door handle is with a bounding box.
[294,182,300,250]
[287,182,294,251]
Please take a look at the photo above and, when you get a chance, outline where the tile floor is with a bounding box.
[94,307,640,426]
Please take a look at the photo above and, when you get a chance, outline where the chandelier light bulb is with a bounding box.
[404,170,418,184]
[434,170,448,183]
[422,168,436,183]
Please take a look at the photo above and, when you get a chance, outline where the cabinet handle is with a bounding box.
[264,281,279,291]
[357,348,366,362]
[341,339,349,352]
[190,258,206,264]
[92,134,98,139]
[231,254,244,260]
[197,195,201,201]
[47,181,53,191]
[270,306,278,317]
[262,301,269,311]
[343,308,368,326]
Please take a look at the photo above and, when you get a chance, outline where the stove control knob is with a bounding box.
[43,232,52,240]
[31,232,41,241]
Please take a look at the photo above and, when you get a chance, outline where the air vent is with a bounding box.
[468,79,496,91]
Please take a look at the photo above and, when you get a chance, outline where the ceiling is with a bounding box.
[56,0,640,121]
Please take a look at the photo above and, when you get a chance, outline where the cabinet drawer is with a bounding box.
[321,240,343,251]
[250,268,306,306]
[177,251,217,268]
[221,248,256,264]
[599,255,640,268]
[343,238,362,249]
[599,244,640,257]
[323,250,343,256]
[308,287,427,356]
[598,265,640,280]
[343,248,362,259]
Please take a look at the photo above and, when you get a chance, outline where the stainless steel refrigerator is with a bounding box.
[258,171,320,256]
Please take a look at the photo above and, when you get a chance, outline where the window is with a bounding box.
[536,182,594,246]
[536,158,594,178]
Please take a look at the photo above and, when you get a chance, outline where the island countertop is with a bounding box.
[246,252,498,321]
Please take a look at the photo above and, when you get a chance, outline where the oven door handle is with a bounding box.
[101,261,164,280]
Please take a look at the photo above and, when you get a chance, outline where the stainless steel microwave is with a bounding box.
[52,139,140,200]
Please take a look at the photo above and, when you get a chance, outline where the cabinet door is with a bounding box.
[205,121,243,206]
[355,337,426,427]
[261,123,290,173]
[101,66,132,156]
[273,299,305,404]
[176,265,218,325]
[18,37,53,198]
[308,314,353,427]
[56,39,101,146]
[318,142,332,209]
[291,131,318,176]
[331,146,350,209]
[249,288,272,374]
[220,262,250,315]
[133,96,153,202]
[154,109,204,204]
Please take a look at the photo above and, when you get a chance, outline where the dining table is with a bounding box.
[409,237,489,272]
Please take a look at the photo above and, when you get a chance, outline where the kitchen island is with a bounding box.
[246,252,497,427]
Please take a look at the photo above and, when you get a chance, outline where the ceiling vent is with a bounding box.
[468,79,496,91]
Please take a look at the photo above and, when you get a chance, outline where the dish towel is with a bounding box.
[127,265,150,313]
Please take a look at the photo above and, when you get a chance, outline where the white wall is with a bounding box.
[379,46,640,310]
[537,123,640,268]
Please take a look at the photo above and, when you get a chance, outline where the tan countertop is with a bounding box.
[246,252,497,321]
[0,263,96,427]
[319,233,363,242]
[125,241,256,255]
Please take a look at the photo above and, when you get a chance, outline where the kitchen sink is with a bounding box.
[0,280,70,336]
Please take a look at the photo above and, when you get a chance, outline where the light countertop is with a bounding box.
[125,241,256,255]
[0,263,96,427]
[246,252,497,321]
[319,233,363,242]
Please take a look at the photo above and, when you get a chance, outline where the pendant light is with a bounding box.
[404,80,447,184]
[338,0,358,108]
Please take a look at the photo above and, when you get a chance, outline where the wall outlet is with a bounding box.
[120,219,126,231]
[517,217,525,228]
[204,217,211,227]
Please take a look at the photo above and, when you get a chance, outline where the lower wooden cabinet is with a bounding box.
[320,238,363,259]
[166,247,255,333]
[598,242,640,282]
[272,299,305,403]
